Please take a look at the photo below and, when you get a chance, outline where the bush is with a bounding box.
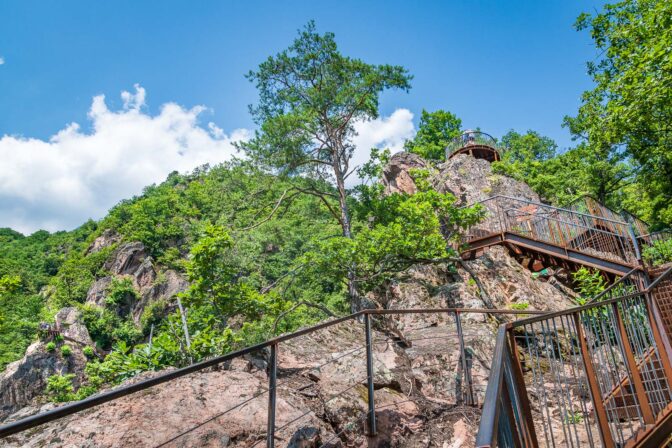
[643,238,672,267]
[79,304,140,349]
[140,299,168,335]
[82,346,95,358]
[572,267,606,305]
[60,345,72,357]
[510,301,529,311]
[46,374,76,402]
[45,341,56,352]
[104,277,138,308]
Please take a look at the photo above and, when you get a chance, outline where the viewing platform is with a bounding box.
[445,130,504,163]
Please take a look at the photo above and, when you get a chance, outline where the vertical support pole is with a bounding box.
[612,302,655,424]
[628,223,643,265]
[644,293,672,384]
[267,343,277,448]
[364,313,377,436]
[455,311,474,406]
[574,313,615,448]
[506,329,539,448]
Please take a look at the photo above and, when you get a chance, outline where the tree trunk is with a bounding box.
[333,158,360,313]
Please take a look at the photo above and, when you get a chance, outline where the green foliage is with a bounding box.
[45,341,56,352]
[239,21,412,311]
[82,346,95,359]
[139,299,168,335]
[0,222,98,369]
[79,304,141,350]
[307,167,484,293]
[0,275,21,296]
[104,277,138,308]
[182,224,265,320]
[404,109,462,160]
[493,131,634,210]
[241,21,412,178]
[643,239,672,267]
[569,0,672,227]
[60,345,72,357]
[572,267,607,305]
[510,301,529,311]
[46,374,76,403]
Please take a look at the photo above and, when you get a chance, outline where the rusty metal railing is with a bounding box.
[0,308,544,447]
[446,130,504,160]
[477,268,672,447]
[587,267,648,304]
[465,196,642,267]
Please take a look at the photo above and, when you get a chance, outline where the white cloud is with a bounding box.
[348,108,416,186]
[0,84,415,233]
[0,57,4,65]
[0,85,250,234]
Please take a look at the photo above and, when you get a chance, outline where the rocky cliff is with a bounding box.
[0,234,188,422]
[1,152,579,447]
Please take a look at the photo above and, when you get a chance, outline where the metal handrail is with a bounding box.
[475,326,507,448]
[0,307,543,440]
[475,195,631,227]
[587,267,644,304]
[477,268,672,447]
[445,130,503,157]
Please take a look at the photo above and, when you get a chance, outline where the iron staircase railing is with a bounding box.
[477,267,672,448]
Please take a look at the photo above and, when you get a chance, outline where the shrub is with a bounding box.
[104,277,138,308]
[140,299,168,335]
[45,341,56,352]
[60,345,72,357]
[643,238,672,267]
[46,374,76,402]
[82,346,95,358]
[74,384,98,400]
[572,267,606,305]
[510,301,529,311]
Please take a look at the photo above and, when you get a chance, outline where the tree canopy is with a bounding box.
[567,0,672,226]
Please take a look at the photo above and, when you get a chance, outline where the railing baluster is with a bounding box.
[455,311,474,406]
[574,312,616,448]
[364,312,377,436]
[612,302,655,425]
[267,343,277,448]
[506,330,539,447]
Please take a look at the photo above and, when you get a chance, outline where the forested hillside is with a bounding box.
[1,0,671,421]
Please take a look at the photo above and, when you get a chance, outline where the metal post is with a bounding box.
[364,313,377,436]
[267,343,277,448]
[455,311,474,406]
[628,223,643,264]
[611,302,655,424]
[574,313,615,448]
[506,330,539,447]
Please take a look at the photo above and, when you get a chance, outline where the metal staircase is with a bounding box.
[476,266,672,448]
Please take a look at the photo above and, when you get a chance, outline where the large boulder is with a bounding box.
[432,153,539,205]
[0,308,93,420]
[87,242,188,324]
[382,152,429,195]
[104,241,149,276]
[85,229,121,255]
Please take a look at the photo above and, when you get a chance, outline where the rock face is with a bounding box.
[432,153,539,205]
[87,241,188,324]
[0,308,93,420]
[86,228,121,255]
[382,152,428,195]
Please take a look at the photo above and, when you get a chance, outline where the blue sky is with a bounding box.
[0,1,605,233]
